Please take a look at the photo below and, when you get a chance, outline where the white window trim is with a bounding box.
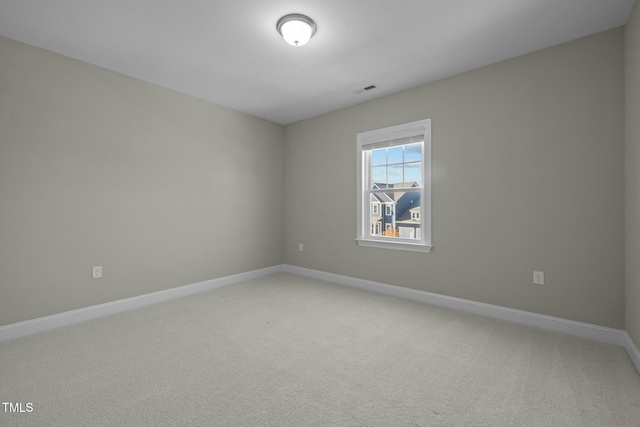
[385,205,393,216]
[372,203,380,215]
[356,119,432,253]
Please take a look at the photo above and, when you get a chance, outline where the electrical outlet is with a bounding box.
[533,271,544,285]
[92,266,102,279]
[299,243,303,252]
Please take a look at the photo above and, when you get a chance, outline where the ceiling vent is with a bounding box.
[355,84,377,95]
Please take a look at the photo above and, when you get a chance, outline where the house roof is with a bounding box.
[395,192,421,222]
[371,192,394,204]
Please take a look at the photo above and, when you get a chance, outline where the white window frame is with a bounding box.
[385,205,393,216]
[356,119,432,252]
[373,222,382,235]
[372,202,380,216]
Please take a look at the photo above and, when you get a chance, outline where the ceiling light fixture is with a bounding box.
[276,14,317,47]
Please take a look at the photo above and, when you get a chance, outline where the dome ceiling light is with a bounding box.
[276,14,317,47]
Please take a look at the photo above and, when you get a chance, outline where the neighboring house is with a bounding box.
[371,182,421,238]
[370,186,394,235]
[395,195,421,239]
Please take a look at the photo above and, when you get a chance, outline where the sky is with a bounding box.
[371,142,422,185]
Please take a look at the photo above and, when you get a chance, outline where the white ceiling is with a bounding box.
[0,0,635,125]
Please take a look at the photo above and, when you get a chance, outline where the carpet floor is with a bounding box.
[1,273,639,426]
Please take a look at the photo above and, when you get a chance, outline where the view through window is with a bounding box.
[369,142,423,240]
[356,119,431,252]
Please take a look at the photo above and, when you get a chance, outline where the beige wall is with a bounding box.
[0,37,284,326]
[0,25,630,332]
[284,28,625,329]
[626,4,640,348]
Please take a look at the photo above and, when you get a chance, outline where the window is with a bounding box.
[372,203,380,215]
[372,222,382,235]
[356,119,431,252]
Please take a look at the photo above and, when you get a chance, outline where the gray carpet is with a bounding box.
[1,273,639,426]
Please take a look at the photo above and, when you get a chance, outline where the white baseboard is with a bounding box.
[0,265,283,343]
[624,332,640,373]
[282,264,640,375]
[2,263,639,375]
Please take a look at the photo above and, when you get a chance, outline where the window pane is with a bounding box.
[370,190,422,240]
[404,143,422,162]
[370,216,382,236]
[369,194,382,236]
[372,166,386,184]
[404,162,422,186]
[388,146,403,164]
[395,191,421,240]
[372,149,386,166]
[371,196,380,215]
[378,193,397,238]
[388,165,403,184]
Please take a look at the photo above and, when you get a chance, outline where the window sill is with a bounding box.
[355,238,432,253]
